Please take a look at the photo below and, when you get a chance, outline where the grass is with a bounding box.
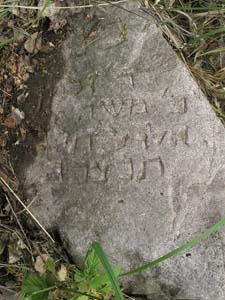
[143,0,225,122]
[20,214,225,300]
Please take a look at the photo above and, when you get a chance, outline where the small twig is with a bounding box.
[5,194,33,256]
[0,223,30,256]
[0,177,55,243]
[0,285,17,294]
[0,0,127,10]
[0,220,31,245]
[0,263,32,271]
[0,223,14,232]
[123,294,138,300]
[17,197,37,215]
[0,87,11,97]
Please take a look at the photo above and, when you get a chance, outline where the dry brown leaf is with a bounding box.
[12,106,25,122]
[34,254,49,274]
[4,114,16,128]
[24,32,42,54]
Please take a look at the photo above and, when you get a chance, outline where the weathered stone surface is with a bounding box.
[0,290,17,300]
[21,2,225,300]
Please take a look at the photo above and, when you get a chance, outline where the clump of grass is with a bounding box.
[142,0,225,122]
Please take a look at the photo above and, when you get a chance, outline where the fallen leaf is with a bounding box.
[5,107,25,128]
[4,114,16,128]
[57,265,67,282]
[34,254,49,274]
[24,32,42,54]
[12,106,25,121]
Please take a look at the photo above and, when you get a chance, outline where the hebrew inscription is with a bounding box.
[137,157,164,181]
[130,97,148,115]
[88,161,110,183]
[65,93,189,185]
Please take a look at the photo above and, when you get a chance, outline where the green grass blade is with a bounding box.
[199,47,225,56]
[201,0,225,2]
[189,27,225,44]
[91,242,123,300]
[0,36,15,48]
[178,6,225,12]
[39,0,52,17]
[121,216,225,276]
[0,8,9,17]
[213,106,225,120]
[32,285,56,295]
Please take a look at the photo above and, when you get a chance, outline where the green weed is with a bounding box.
[20,246,121,300]
[21,215,225,300]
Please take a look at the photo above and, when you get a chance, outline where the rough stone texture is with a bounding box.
[22,2,225,300]
[0,290,17,300]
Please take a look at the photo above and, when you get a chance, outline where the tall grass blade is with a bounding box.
[0,36,15,48]
[0,8,9,17]
[200,47,225,56]
[39,0,52,17]
[179,6,225,12]
[190,27,225,44]
[91,242,123,300]
[121,216,225,276]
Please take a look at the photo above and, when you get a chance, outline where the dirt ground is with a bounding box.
[0,2,102,293]
[0,9,70,291]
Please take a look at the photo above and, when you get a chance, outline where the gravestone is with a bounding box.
[22,1,225,299]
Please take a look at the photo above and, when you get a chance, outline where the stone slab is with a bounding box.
[21,2,225,300]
